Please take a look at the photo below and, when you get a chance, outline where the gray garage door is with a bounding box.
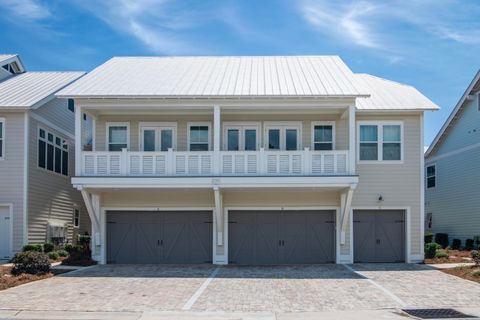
[229,210,335,265]
[107,211,212,264]
[353,210,405,263]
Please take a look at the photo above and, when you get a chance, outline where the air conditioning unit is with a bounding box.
[47,221,68,244]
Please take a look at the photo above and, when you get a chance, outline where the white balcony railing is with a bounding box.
[81,148,351,177]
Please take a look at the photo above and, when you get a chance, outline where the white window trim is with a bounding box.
[0,117,4,160]
[106,122,130,151]
[223,121,261,151]
[37,126,70,178]
[357,121,404,164]
[187,122,212,151]
[138,122,178,151]
[426,163,436,189]
[263,121,303,150]
[73,207,80,228]
[311,121,335,150]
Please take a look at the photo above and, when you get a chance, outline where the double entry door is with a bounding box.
[140,123,175,151]
[229,210,335,265]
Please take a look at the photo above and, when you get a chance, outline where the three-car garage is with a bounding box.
[105,208,406,265]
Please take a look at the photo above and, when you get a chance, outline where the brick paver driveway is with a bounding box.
[0,264,479,313]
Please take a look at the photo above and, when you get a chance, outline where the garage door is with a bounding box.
[353,210,405,263]
[107,211,212,264]
[229,210,335,265]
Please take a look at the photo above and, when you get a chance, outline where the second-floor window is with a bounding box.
[359,122,402,162]
[0,118,4,159]
[426,164,436,188]
[38,128,69,176]
[312,122,334,150]
[264,122,301,151]
[224,123,260,151]
[107,123,129,151]
[188,123,210,151]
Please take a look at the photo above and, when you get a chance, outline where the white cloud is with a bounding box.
[72,0,200,54]
[301,1,381,49]
[0,0,50,20]
[299,0,480,51]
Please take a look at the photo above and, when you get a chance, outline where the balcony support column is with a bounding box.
[348,105,356,174]
[340,186,355,245]
[213,105,221,175]
[75,103,82,176]
[213,186,223,246]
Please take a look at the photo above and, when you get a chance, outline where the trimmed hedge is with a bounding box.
[47,251,59,260]
[22,244,43,252]
[57,250,69,257]
[435,251,449,259]
[465,239,475,250]
[43,243,54,253]
[451,239,461,250]
[11,251,50,275]
[435,233,449,249]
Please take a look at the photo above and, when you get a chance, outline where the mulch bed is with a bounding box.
[0,266,72,291]
[424,249,474,264]
[442,265,480,283]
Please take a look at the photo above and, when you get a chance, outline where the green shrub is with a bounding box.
[435,251,449,259]
[43,243,54,253]
[57,250,69,257]
[471,271,480,277]
[22,244,43,252]
[465,239,474,250]
[11,251,50,275]
[64,244,74,253]
[47,251,59,260]
[435,233,449,249]
[452,239,461,250]
[425,242,442,259]
[472,250,480,266]
[78,234,91,247]
[424,233,434,244]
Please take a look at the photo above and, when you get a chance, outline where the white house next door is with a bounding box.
[0,206,11,260]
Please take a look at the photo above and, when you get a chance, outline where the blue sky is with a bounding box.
[1,0,479,146]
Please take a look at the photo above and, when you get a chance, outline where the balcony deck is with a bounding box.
[80,148,352,177]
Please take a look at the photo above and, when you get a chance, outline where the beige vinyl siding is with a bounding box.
[0,112,25,252]
[33,98,75,133]
[353,114,422,255]
[94,114,347,152]
[28,103,90,244]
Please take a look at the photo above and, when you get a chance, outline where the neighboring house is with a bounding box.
[57,56,438,265]
[425,70,480,246]
[0,54,89,260]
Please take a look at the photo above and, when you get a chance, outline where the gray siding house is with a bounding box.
[57,56,438,265]
[425,70,480,245]
[0,54,89,260]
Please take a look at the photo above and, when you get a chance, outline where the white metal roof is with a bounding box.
[57,56,369,98]
[355,74,439,111]
[0,54,17,64]
[0,72,85,109]
[425,70,480,158]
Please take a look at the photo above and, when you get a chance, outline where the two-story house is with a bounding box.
[57,56,438,265]
[425,70,480,245]
[0,54,89,260]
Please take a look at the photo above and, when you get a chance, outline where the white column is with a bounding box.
[75,103,82,176]
[213,105,221,175]
[348,105,356,174]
